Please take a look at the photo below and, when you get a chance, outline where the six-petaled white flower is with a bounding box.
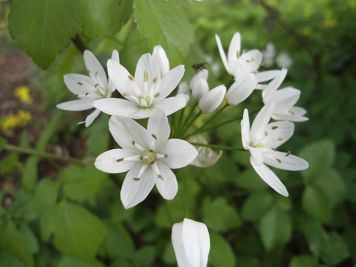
[241,103,309,196]
[95,110,198,209]
[56,50,119,127]
[172,218,210,267]
[215,32,279,105]
[93,45,187,119]
[262,69,308,122]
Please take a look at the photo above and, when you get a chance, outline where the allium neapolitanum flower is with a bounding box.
[262,69,308,122]
[57,50,119,127]
[190,70,226,113]
[172,218,210,267]
[93,45,187,119]
[241,103,309,196]
[95,110,198,209]
[215,32,279,105]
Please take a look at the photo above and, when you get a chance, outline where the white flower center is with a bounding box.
[141,150,156,165]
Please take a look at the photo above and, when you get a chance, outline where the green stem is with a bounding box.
[4,144,91,165]
[189,142,244,151]
[182,110,202,134]
[179,102,198,133]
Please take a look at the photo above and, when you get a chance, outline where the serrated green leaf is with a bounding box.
[210,233,236,267]
[203,197,241,232]
[40,206,59,242]
[299,140,335,180]
[302,185,332,223]
[54,201,106,260]
[8,0,80,68]
[33,179,58,215]
[242,191,273,222]
[258,207,292,251]
[133,0,194,64]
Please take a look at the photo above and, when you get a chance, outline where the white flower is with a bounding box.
[56,50,119,127]
[199,85,226,113]
[190,135,222,168]
[241,103,309,196]
[93,45,187,119]
[177,82,190,103]
[263,69,308,122]
[172,218,210,267]
[263,42,276,67]
[215,32,279,105]
[95,110,198,209]
[190,70,209,100]
[276,52,293,68]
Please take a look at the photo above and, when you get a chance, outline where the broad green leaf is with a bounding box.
[302,185,332,223]
[33,179,59,215]
[234,169,267,191]
[258,207,292,251]
[62,165,106,202]
[57,257,105,267]
[54,201,106,260]
[133,0,195,64]
[289,255,320,267]
[133,246,156,267]
[299,140,335,180]
[210,233,236,267]
[203,197,241,232]
[242,191,273,221]
[78,0,121,39]
[9,0,80,68]
[0,251,25,267]
[0,221,34,267]
[19,225,39,254]
[40,206,59,242]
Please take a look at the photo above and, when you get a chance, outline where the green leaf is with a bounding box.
[8,0,80,68]
[133,0,194,64]
[133,246,156,267]
[242,191,273,222]
[62,165,107,202]
[202,197,241,232]
[289,255,320,267]
[234,169,267,191]
[19,225,39,254]
[0,251,25,267]
[0,221,34,267]
[302,185,332,223]
[54,201,107,260]
[258,207,292,251]
[33,179,59,215]
[57,257,105,267]
[78,0,121,39]
[40,207,59,242]
[0,137,7,151]
[210,233,236,267]
[299,140,335,180]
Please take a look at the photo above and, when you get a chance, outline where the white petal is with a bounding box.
[182,218,210,267]
[155,162,178,200]
[109,116,152,149]
[161,139,198,169]
[192,78,209,100]
[107,59,139,98]
[111,49,120,63]
[215,34,230,73]
[250,157,289,197]
[172,223,192,267]
[255,70,280,83]
[156,65,185,101]
[250,102,274,141]
[135,53,160,89]
[83,50,107,85]
[154,96,187,116]
[226,74,257,105]
[239,50,263,72]
[262,150,309,171]
[56,98,94,111]
[95,149,138,173]
[241,109,250,149]
[152,45,170,76]
[178,82,189,96]
[148,110,170,150]
[198,85,226,113]
[272,112,309,122]
[120,166,155,209]
[85,109,101,127]
[262,68,287,97]
[265,121,294,148]
[64,74,95,95]
[227,32,241,63]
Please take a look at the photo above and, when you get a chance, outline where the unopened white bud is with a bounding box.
[199,85,226,113]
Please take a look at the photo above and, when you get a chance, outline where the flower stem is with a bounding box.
[189,142,244,151]
[4,144,91,165]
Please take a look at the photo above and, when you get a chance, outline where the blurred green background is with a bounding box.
[0,0,355,266]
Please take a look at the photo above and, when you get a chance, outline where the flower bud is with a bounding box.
[199,85,226,113]
[178,82,190,103]
[172,218,210,267]
[190,70,209,100]
[190,135,222,167]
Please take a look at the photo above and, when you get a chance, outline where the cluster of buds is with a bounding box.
[57,31,309,266]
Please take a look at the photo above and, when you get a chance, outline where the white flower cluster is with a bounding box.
[57,31,309,267]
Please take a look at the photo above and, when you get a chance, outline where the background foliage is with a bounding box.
[1,0,355,266]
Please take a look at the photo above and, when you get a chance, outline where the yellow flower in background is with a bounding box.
[1,110,32,132]
[14,85,33,104]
